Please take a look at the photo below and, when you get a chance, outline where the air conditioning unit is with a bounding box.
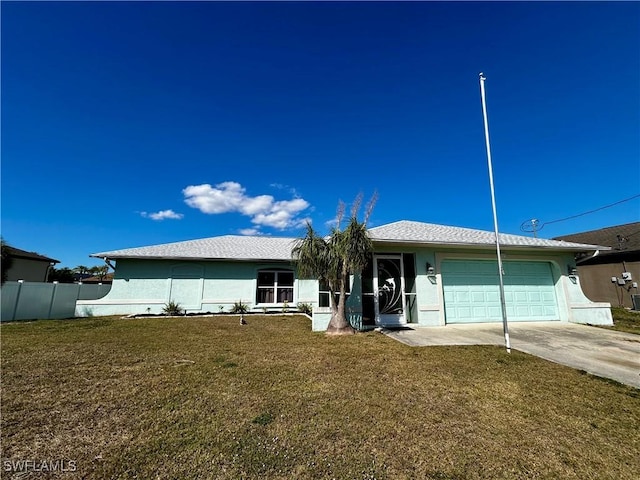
[621,272,633,281]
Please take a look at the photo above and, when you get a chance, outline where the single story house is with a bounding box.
[4,246,59,283]
[76,220,613,329]
[553,222,639,309]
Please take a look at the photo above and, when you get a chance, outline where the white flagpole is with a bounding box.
[479,72,511,353]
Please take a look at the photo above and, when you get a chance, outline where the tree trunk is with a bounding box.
[325,272,355,335]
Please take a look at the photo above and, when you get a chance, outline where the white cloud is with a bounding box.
[238,228,263,236]
[183,181,311,230]
[252,210,294,229]
[240,195,274,216]
[183,182,247,214]
[141,210,184,221]
[270,183,300,196]
[273,198,309,213]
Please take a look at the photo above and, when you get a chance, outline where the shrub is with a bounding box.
[297,302,313,316]
[230,301,249,314]
[282,301,289,313]
[162,300,183,316]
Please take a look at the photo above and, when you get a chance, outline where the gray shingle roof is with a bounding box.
[92,221,609,261]
[91,236,298,261]
[6,246,60,263]
[553,222,640,254]
[368,220,609,251]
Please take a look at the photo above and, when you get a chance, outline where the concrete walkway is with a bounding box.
[382,322,640,388]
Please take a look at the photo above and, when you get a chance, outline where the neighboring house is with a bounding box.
[77,220,613,329]
[554,222,640,309]
[4,246,59,283]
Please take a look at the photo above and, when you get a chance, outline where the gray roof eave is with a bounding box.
[90,253,293,262]
[371,238,611,252]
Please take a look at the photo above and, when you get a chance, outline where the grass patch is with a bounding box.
[601,307,640,335]
[2,315,639,479]
[251,412,274,426]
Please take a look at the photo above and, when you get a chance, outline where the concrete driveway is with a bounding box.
[382,322,640,388]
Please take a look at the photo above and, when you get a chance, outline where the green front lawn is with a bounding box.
[1,315,639,479]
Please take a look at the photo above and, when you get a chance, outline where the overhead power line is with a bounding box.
[521,193,640,235]
[543,193,640,226]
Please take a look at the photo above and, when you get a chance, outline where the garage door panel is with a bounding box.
[531,305,545,316]
[471,292,485,302]
[514,292,528,302]
[485,291,499,302]
[451,291,466,302]
[517,305,532,316]
[442,260,559,323]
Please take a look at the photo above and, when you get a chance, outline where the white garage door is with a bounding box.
[442,260,559,323]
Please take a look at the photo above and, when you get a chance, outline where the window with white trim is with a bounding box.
[319,280,331,308]
[256,270,294,304]
[318,279,350,308]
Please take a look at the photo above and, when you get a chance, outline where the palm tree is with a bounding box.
[74,265,90,275]
[73,265,90,282]
[89,265,109,281]
[292,194,376,335]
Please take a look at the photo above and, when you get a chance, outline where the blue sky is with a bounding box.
[2,1,639,269]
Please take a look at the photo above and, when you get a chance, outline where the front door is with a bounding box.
[374,255,406,326]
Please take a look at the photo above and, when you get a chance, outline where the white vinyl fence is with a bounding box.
[1,281,112,322]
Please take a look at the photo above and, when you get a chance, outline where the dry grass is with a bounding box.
[1,315,639,479]
[604,307,640,335]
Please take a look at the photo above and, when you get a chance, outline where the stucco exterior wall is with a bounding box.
[414,250,440,326]
[78,250,612,327]
[429,249,612,326]
[76,258,311,317]
[311,246,612,330]
[6,258,53,282]
[576,261,639,308]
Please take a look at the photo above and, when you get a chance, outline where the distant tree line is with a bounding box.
[48,265,110,283]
